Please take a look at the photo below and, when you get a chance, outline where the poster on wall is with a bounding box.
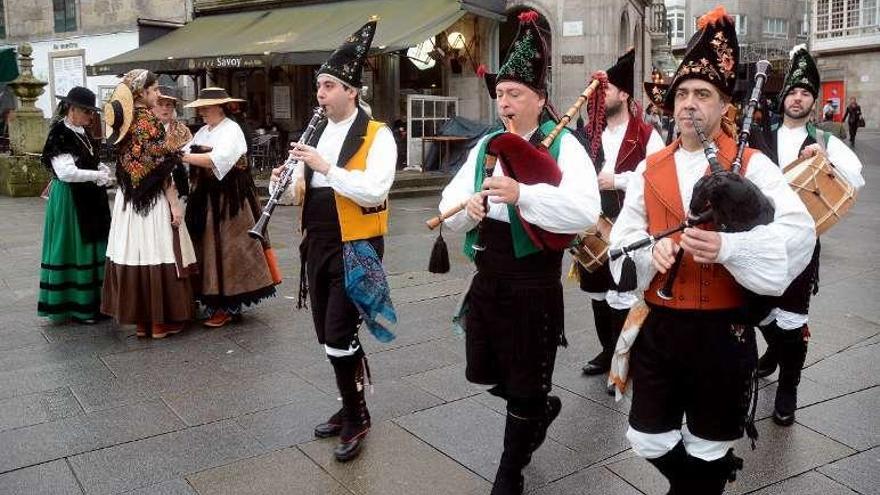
[272,85,291,120]
[52,55,85,104]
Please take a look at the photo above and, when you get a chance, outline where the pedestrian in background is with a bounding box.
[38,86,111,324]
[843,97,863,148]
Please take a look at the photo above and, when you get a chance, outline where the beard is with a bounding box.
[784,103,812,120]
[606,99,625,118]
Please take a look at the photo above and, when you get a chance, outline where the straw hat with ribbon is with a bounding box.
[184,87,244,109]
[103,83,134,145]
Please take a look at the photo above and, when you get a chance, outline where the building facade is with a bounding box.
[812,0,880,127]
[0,0,190,117]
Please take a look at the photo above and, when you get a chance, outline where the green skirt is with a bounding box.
[38,179,108,322]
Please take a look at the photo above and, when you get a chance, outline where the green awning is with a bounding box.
[0,48,19,82]
[88,0,503,76]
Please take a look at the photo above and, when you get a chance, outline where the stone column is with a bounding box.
[0,43,51,196]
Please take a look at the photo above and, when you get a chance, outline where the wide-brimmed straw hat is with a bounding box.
[184,87,244,108]
[103,83,134,145]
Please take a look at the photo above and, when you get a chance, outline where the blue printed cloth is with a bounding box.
[343,240,397,343]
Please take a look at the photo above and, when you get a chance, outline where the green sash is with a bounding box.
[463,120,567,260]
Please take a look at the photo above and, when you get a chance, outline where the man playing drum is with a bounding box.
[576,48,665,379]
[609,7,815,493]
[749,45,865,426]
[438,11,599,494]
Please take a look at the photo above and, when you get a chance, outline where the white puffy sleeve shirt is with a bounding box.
[609,147,816,297]
[187,118,248,180]
[439,130,600,235]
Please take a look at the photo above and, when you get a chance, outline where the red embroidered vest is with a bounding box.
[643,132,758,310]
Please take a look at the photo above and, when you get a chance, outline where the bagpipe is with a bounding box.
[426,77,606,274]
[611,60,776,300]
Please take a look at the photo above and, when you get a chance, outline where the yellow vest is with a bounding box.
[333,120,389,241]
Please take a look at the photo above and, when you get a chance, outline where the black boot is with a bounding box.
[491,412,539,495]
[530,396,562,456]
[680,448,743,495]
[314,408,343,438]
[773,326,808,426]
[329,353,371,462]
[756,323,779,378]
[583,300,612,375]
[646,441,687,495]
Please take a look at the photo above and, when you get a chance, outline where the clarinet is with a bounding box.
[733,60,771,174]
[248,107,325,241]
[655,109,721,300]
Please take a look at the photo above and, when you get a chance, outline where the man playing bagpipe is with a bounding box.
[749,45,865,427]
[438,10,600,495]
[608,7,815,493]
[577,47,665,379]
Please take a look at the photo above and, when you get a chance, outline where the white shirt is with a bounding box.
[776,123,865,190]
[600,120,665,191]
[50,120,107,184]
[187,117,248,180]
[609,144,816,298]
[292,109,397,208]
[440,129,600,235]
[759,123,866,327]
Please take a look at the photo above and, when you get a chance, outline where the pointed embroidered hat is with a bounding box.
[777,44,820,112]
[665,5,739,107]
[478,10,550,98]
[317,18,377,88]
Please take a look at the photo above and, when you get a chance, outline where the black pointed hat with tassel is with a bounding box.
[477,10,550,98]
[664,5,739,108]
[316,18,377,88]
[777,44,820,112]
[606,47,635,97]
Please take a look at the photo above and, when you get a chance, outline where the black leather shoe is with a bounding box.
[755,351,778,378]
[582,362,609,375]
[772,409,795,426]
[334,428,368,462]
[314,409,343,438]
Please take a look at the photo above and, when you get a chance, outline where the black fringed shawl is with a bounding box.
[41,121,111,243]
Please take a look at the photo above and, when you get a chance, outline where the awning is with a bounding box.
[88,0,505,76]
[0,48,19,82]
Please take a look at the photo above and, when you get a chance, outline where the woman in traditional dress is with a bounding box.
[101,69,197,338]
[38,86,112,324]
[182,87,280,328]
[153,85,192,197]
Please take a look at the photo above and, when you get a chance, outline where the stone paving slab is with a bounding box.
[796,386,880,451]
[393,398,589,492]
[186,447,349,495]
[0,354,114,400]
[123,480,197,495]
[530,465,643,495]
[67,420,265,495]
[749,470,859,494]
[0,400,184,474]
[0,459,83,494]
[160,370,326,427]
[0,386,82,432]
[299,420,491,495]
[818,447,880,494]
[402,362,489,402]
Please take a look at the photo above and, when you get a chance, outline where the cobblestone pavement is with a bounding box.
[1,133,878,494]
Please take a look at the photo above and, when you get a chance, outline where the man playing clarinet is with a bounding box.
[750,45,865,427]
[609,7,814,493]
[272,19,397,463]
[438,11,599,495]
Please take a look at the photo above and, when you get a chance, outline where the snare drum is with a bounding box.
[570,215,614,273]
[783,154,856,235]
